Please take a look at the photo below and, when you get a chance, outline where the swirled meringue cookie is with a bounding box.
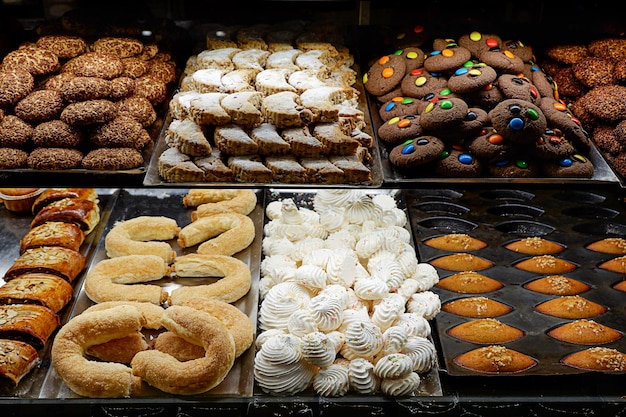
[345,195,383,225]
[374,353,414,379]
[325,249,360,287]
[380,372,421,396]
[368,255,405,292]
[393,312,432,338]
[348,357,380,394]
[340,321,384,360]
[396,250,420,278]
[294,264,328,290]
[266,222,309,241]
[312,361,350,397]
[402,336,437,373]
[355,232,384,259]
[407,291,441,320]
[319,205,348,233]
[313,189,364,213]
[301,247,335,269]
[324,229,357,250]
[302,331,338,367]
[254,328,287,349]
[279,198,305,224]
[338,306,371,333]
[264,200,283,220]
[309,293,344,332]
[354,276,389,300]
[292,237,326,262]
[287,309,319,337]
[412,263,440,290]
[262,236,295,257]
[260,255,297,287]
[397,278,420,300]
[371,293,407,331]
[254,334,317,395]
[258,282,312,331]
[380,325,410,356]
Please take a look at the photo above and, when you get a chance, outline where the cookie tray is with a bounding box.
[37,188,262,398]
[405,184,626,377]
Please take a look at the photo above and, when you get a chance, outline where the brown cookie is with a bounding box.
[479,49,525,74]
[27,147,83,170]
[0,68,34,108]
[35,35,87,59]
[488,99,547,145]
[0,115,33,147]
[388,135,445,169]
[0,148,28,168]
[62,51,124,80]
[496,74,540,103]
[378,96,422,122]
[571,57,615,89]
[434,147,483,177]
[14,89,65,123]
[363,53,407,97]
[377,114,422,145]
[545,44,589,65]
[60,99,118,126]
[81,147,144,170]
[424,44,472,73]
[458,32,502,58]
[447,64,498,94]
[1,46,60,76]
[400,68,449,99]
[32,120,84,148]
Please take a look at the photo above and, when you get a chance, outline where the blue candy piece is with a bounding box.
[509,117,524,130]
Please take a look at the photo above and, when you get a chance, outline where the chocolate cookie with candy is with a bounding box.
[393,25,429,49]
[447,63,498,94]
[397,47,426,73]
[458,31,502,58]
[466,127,520,163]
[433,106,490,143]
[378,96,422,122]
[468,83,504,110]
[530,65,558,99]
[542,153,594,178]
[389,135,445,169]
[497,74,541,103]
[538,96,592,154]
[434,147,483,177]
[488,98,547,145]
[424,42,472,74]
[419,96,469,133]
[488,157,539,178]
[377,114,423,145]
[479,48,525,74]
[532,128,576,160]
[400,68,448,99]
[363,53,406,98]
[502,39,534,63]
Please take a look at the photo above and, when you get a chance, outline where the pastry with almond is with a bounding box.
[514,255,577,274]
[448,318,524,344]
[437,271,503,293]
[430,253,494,271]
[454,345,537,374]
[424,233,487,251]
[548,319,622,345]
[535,295,607,319]
[442,296,512,318]
[504,236,565,255]
[523,275,590,295]
[561,347,626,372]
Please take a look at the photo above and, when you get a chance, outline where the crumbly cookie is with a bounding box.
[434,148,483,177]
[488,98,547,145]
[592,125,624,156]
[0,115,33,147]
[116,96,157,127]
[1,46,60,76]
[148,60,178,85]
[545,44,589,65]
[109,77,136,100]
[377,114,422,145]
[32,120,84,148]
[552,67,587,98]
[14,89,65,123]
[60,99,118,126]
[577,85,626,124]
[133,74,167,105]
[60,76,112,102]
[121,57,150,78]
[571,57,615,89]
[588,38,626,61]
[400,68,448,99]
[81,147,144,170]
[0,68,34,108]
[91,37,144,58]
[388,135,445,169]
[62,51,124,79]
[363,54,406,97]
[35,35,87,59]
[0,148,28,168]
[27,147,83,170]
[90,116,151,149]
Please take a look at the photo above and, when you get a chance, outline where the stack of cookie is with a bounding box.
[540,38,626,180]
[157,22,375,185]
[363,31,595,178]
[0,34,177,172]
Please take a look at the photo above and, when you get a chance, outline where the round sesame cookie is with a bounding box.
[60,99,118,126]
[35,35,87,59]
[42,71,76,92]
[62,51,124,80]
[1,46,60,76]
[545,44,589,65]
[578,85,626,124]
[0,115,33,147]
[109,77,136,100]
[0,68,34,108]
[61,76,112,102]
[588,38,626,61]
[553,67,587,99]
[27,147,83,170]
[91,37,144,58]
[81,147,144,170]
[148,60,177,84]
[32,120,85,148]
[0,148,28,168]
[14,89,65,123]
[133,74,167,105]
[121,57,150,78]
[591,125,624,156]
[89,116,151,149]
[363,53,407,97]
[116,96,157,127]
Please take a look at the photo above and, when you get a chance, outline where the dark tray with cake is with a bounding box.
[405,184,626,376]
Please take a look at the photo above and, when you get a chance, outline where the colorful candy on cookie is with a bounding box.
[377,114,423,145]
[447,63,498,94]
[466,127,519,163]
[363,53,406,97]
[541,153,594,178]
[400,67,448,99]
[496,73,541,103]
[419,96,469,133]
[458,31,503,58]
[434,147,483,177]
[479,47,525,74]
[488,98,547,145]
[388,135,445,169]
[378,96,422,122]
[424,41,472,73]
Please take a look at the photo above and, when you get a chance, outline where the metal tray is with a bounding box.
[405,184,626,376]
[37,188,262,398]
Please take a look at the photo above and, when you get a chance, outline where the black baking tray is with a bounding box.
[38,188,263,398]
[405,184,626,376]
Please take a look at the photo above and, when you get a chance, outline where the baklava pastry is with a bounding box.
[0,304,60,350]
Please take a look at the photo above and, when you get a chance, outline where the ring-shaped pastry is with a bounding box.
[170,297,254,357]
[105,216,180,263]
[84,254,170,304]
[169,254,251,305]
[185,189,257,219]
[51,304,145,398]
[130,305,236,395]
[177,212,255,256]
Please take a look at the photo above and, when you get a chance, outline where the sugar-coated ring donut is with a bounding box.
[51,304,145,398]
[105,216,180,263]
[177,212,255,256]
[184,189,257,219]
[84,254,170,304]
[169,254,251,305]
[172,297,254,357]
[130,305,236,395]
